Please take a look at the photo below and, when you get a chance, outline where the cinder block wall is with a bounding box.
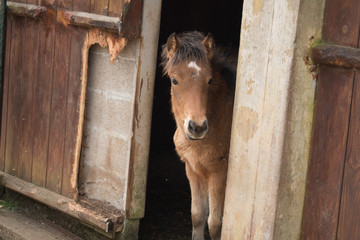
[79,41,140,210]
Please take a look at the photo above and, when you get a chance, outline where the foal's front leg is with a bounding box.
[186,164,208,240]
[208,168,227,240]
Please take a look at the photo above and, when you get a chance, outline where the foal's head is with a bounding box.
[162,32,215,140]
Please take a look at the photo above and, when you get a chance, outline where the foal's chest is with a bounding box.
[174,129,227,173]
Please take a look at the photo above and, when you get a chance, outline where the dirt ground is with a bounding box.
[139,152,210,240]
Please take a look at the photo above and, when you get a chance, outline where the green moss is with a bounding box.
[0,195,19,211]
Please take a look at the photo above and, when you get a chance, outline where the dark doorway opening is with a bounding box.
[139,0,243,239]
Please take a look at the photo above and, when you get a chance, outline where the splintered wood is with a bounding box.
[87,28,127,63]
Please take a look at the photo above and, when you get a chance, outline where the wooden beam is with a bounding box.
[0,172,124,237]
[7,2,46,19]
[312,43,360,70]
[6,1,142,38]
[62,11,121,32]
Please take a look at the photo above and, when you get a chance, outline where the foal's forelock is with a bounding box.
[162,52,208,76]
[161,32,210,75]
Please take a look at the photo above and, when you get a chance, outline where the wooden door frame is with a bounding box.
[222,0,326,239]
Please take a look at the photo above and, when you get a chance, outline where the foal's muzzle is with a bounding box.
[185,119,208,140]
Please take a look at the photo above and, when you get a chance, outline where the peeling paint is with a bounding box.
[245,78,255,95]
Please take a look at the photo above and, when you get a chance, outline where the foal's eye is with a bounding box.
[208,78,213,85]
[171,78,178,85]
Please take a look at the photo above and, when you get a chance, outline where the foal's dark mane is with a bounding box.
[161,31,237,91]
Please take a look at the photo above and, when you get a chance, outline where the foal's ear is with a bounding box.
[166,33,181,59]
[202,33,215,59]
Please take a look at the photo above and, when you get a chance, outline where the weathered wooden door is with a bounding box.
[302,0,360,239]
[0,0,141,236]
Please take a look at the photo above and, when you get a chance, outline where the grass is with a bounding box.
[0,194,19,211]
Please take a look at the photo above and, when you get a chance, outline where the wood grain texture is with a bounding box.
[4,16,25,177]
[323,0,360,47]
[301,66,354,240]
[46,24,71,194]
[91,0,109,15]
[337,70,360,239]
[0,18,12,172]
[17,17,39,182]
[63,11,120,31]
[118,0,142,39]
[73,0,90,11]
[31,9,56,187]
[58,0,73,10]
[108,0,123,17]
[1,171,124,234]
[311,43,360,70]
[7,2,47,19]
[61,28,85,198]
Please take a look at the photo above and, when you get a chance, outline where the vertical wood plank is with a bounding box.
[73,0,90,11]
[323,0,360,47]
[58,0,73,10]
[336,4,360,239]
[337,70,360,240]
[31,9,56,187]
[301,66,354,240]
[17,18,39,182]
[61,28,84,198]
[91,0,109,15]
[61,0,91,198]
[108,0,123,17]
[46,23,72,194]
[0,18,12,172]
[4,16,25,177]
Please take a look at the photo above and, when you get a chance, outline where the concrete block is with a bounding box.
[81,165,126,210]
[85,89,134,137]
[82,125,130,177]
[88,45,137,99]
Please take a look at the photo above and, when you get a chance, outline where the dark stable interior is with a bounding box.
[139,0,243,239]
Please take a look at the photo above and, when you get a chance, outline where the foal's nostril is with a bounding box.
[188,120,197,133]
[188,120,208,136]
[201,120,208,132]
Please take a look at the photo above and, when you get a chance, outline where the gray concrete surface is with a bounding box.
[0,208,79,240]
